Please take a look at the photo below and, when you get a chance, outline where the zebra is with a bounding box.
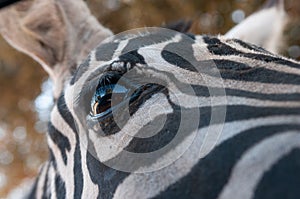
[1,0,300,198]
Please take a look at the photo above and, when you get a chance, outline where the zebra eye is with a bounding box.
[90,73,135,118]
[91,84,129,117]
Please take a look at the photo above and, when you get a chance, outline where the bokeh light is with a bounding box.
[231,9,245,23]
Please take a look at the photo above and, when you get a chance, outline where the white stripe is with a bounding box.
[35,163,48,199]
[112,128,200,199]
[138,44,300,95]
[49,164,57,199]
[169,93,300,108]
[50,106,76,199]
[88,93,172,162]
[218,132,300,199]
[113,116,300,199]
[64,86,99,199]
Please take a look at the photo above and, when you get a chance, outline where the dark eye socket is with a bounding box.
[90,72,136,118]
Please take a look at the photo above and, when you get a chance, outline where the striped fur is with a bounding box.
[27,28,300,199]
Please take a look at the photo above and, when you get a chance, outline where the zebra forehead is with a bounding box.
[71,32,271,83]
[69,33,208,90]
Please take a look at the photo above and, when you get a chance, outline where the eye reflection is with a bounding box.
[91,83,130,117]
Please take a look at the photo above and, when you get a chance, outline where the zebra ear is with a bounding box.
[2,0,67,74]
[225,0,287,54]
[0,0,112,98]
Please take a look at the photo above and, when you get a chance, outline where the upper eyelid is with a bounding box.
[83,59,130,85]
[75,71,133,105]
[74,57,142,104]
[71,56,142,116]
[83,64,111,85]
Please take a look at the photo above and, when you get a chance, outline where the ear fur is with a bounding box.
[0,0,112,98]
[21,0,67,67]
[225,0,287,54]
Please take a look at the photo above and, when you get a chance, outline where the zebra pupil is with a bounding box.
[91,84,129,117]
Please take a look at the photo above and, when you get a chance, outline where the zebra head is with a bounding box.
[1,0,300,198]
[56,27,300,199]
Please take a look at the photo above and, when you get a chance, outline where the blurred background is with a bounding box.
[0,0,299,197]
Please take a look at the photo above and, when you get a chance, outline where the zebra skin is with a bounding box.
[1,0,300,198]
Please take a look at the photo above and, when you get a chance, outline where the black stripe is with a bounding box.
[48,123,71,165]
[243,53,300,69]
[26,168,41,199]
[231,39,271,54]
[153,124,300,199]
[57,94,83,198]
[203,36,241,56]
[55,174,66,199]
[197,59,300,85]
[218,105,300,124]
[121,30,177,54]
[211,59,252,71]
[161,33,197,72]
[203,36,300,69]
[225,87,300,101]
[161,37,300,85]
[161,50,197,72]
[164,57,250,73]
[217,66,300,85]
[41,163,51,199]
[143,67,300,101]
[57,94,78,138]
[124,100,183,153]
[253,148,300,199]
[95,42,119,61]
[104,91,300,171]
[86,137,129,199]
[190,84,300,101]
[119,50,146,65]
[49,147,57,169]
[102,94,185,171]
[124,103,300,154]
